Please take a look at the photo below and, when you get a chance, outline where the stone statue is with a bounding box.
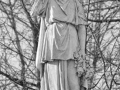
[31,0,92,90]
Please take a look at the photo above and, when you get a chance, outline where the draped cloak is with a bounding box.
[31,0,87,65]
[31,0,89,89]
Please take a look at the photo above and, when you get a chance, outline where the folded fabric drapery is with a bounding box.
[31,0,92,89]
[35,17,46,70]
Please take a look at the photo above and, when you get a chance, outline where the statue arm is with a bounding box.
[77,25,86,58]
[76,0,87,57]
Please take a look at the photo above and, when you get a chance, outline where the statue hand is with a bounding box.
[78,50,86,60]
[74,49,86,60]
